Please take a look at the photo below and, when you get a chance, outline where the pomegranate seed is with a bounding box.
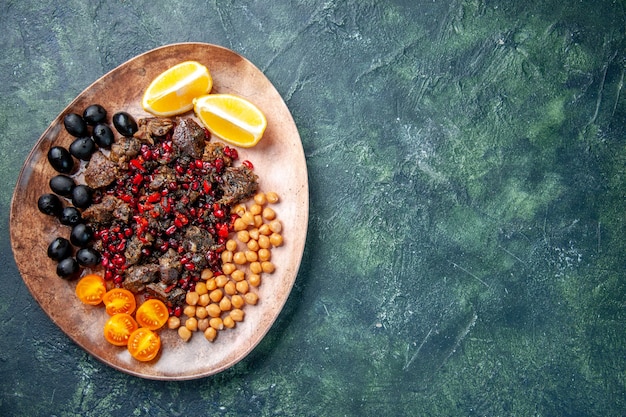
[129,158,145,172]
[242,160,254,169]
[147,192,161,203]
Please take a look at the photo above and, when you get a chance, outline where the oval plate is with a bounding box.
[9,43,308,380]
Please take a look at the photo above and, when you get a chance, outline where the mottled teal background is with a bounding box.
[1,0,625,415]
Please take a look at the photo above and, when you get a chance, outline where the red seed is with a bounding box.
[242,160,254,169]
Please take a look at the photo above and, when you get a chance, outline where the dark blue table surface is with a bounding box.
[1,1,625,415]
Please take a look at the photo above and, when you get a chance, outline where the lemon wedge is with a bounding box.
[142,61,212,117]
[193,94,267,148]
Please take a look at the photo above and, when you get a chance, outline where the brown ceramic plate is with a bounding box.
[9,43,308,380]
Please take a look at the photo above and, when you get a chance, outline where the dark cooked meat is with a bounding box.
[172,118,207,159]
[83,151,119,189]
[183,225,214,253]
[82,195,129,225]
[158,248,181,285]
[123,264,159,293]
[203,141,232,165]
[124,235,145,266]
[145,282,186,307]
[219,165,259,205]
[134,117,174,144]
[148,165,176,190]
[110,136,141,168]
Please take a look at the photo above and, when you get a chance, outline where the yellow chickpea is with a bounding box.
[249,228,260,240]
[265,191,279,204]
[249,203,263,215]
[195,281,208,296]
[236,280,249,295]
[195,306,209,319]
[231,269,245,282]
[185,317,198,332]
[233,203,247,216]
[231,294,245,309]
[250,261,262,274]
[209,317,224,330]
[261,261,275,274]
[223,315,236,329]
[245,250,258,263]
[221,250,233,263]
[206,277,217,291]
[219,297,232,312]
[183,305,196,317]
[241,211,255,225]
[262,207,276,220]
[258,235,270,249]
[204,327,217,342]
[206,303,222,318]
[201,269,213,280]
[236,230,250,243]
[254,214,263,227]
[197,318,209,332]
[269,220,282,233]
[258,224,271,236]
[248,273,261,287]
[258,248,271,262]
[178,326,192,342]
[198,293,210,307]
[233,218,247,231]
[226,239,238,251]
[168,316,181,330]
[215,275,229,288]
[186,291,199,306]
[224,281,237,296]
[254,192,267,205]
[222,262,236,275]
[244,292,259,305]
[230,308,245,322]
[209,289,224,303]
[269,232,283,247]
[247,239,259,252]
[233,251,247,265]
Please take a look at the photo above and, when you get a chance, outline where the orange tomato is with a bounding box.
[103,313,138,346]
[75,274,107,306]
[127,328,161,362]
[135,299,169,330]
[102,288,137,316]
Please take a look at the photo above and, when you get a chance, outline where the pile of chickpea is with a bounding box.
[167,191,282,342]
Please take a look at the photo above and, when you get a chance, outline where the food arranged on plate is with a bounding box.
[36,61,283,362]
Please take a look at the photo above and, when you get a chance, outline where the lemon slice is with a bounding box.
[142,61,212,117]
[193,94,267,148]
